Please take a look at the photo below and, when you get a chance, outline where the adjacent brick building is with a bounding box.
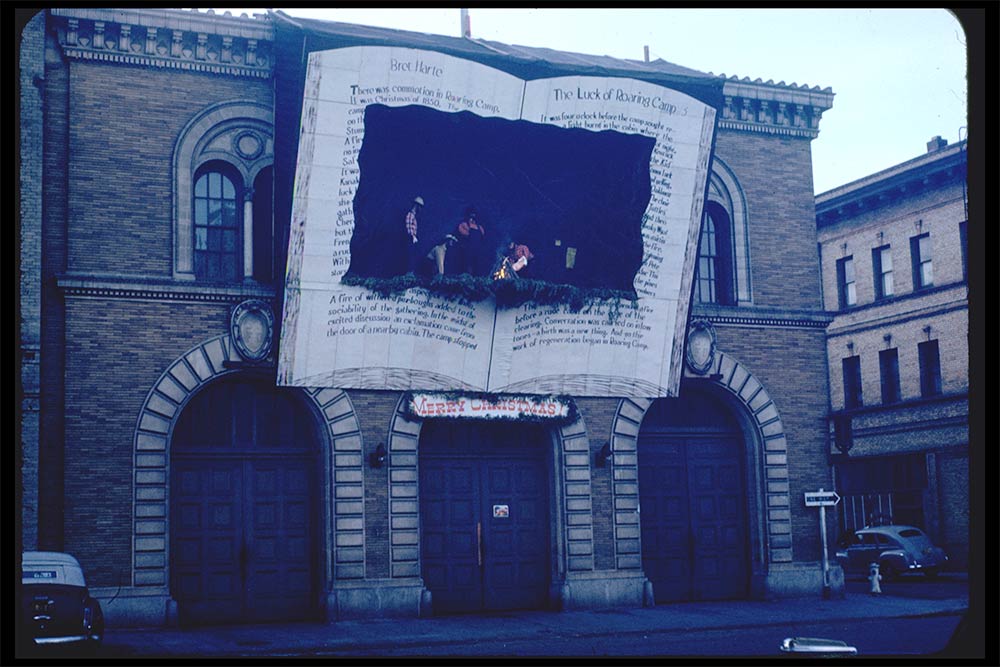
[816,137,969,568]
[19,8,852,627]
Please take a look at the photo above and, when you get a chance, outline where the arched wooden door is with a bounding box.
[638,391,749,603]
[170,377,320,625]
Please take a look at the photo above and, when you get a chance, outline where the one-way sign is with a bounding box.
[804,490,840,507]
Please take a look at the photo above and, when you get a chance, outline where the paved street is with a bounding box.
[75,571,973,660]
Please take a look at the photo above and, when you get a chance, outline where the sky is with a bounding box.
[212,7,968,195]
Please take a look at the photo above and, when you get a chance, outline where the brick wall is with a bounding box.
[714,131,823,310]
[936,451,969,568]
[19,9,46,552]
[43,38,273,576]
[39,47,70,550]
[708,129,833,561]
[817,149,969,565]
[575,398,620,571]
[349,390,400,580]
[62,298,232,585]
[66,62,271,277]
[819,181,967,309]
[713,325,832,562]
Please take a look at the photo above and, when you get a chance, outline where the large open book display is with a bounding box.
[278,46,717,398]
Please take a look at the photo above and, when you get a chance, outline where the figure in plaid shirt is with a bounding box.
[404,196,424,273]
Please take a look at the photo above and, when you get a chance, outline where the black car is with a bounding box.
[835,525,948,579]
[21,551,104,650]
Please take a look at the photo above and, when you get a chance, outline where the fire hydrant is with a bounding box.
[868,562,882,594]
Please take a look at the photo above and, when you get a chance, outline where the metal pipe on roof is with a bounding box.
[461,8,471,38]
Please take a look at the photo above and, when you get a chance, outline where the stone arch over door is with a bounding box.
[609,351,792,581]
[384,397,599,606]
[131,333,362,615]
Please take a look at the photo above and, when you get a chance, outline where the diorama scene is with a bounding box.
[345,103,652,299]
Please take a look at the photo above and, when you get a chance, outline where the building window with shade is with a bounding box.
[836,255,856,308]
[910,233,933,290]
[872,245,894,300]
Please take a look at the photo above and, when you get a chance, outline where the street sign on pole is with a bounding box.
[804,490,841,507]
[805,488,840,598]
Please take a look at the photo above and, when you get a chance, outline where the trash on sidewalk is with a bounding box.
[780,637,858,656]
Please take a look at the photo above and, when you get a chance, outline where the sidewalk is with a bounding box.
[99,586,970,658]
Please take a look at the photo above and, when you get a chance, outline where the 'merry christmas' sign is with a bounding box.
[407,392,572,421]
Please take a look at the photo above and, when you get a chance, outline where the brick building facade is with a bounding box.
[816,137,969,568]
[19,8,847,627]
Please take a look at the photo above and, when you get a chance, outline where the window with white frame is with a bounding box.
[910,233,933,290]
[872,245,893,300]
[836,255,856,308]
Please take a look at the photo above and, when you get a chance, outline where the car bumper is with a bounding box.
[33,634,96,645]
[906,561,944,571]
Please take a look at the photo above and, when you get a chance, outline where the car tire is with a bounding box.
[923,567,940,578]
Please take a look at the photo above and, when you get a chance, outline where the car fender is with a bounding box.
[878,549,909,569]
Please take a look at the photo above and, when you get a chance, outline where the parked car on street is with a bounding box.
[835,525,948,579]
[20,551,104,650]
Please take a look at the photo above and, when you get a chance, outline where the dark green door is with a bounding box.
[638,393,749,603]
[170,378,319,625]
[420,421,550,614]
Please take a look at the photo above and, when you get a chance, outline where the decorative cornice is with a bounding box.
[50,8,273,78]
[703,314,831,329]
[692,304,833,329]
[712,76,834,139]
[716,119,821,139]
[815,141,967,226]
[57,275,277,304]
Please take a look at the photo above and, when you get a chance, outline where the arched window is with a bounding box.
[193,163,242,282]
[695,202,735,305]
[173,102,275,283]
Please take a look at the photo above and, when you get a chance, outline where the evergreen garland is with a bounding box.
[341,271,638,322]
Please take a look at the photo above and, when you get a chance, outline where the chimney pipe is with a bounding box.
[461,8,471,38]
[644,45,649,62]
[926,136,948,153]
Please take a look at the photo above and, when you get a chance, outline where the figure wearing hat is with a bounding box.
[404,196,424,273]
[423,232,460,277]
